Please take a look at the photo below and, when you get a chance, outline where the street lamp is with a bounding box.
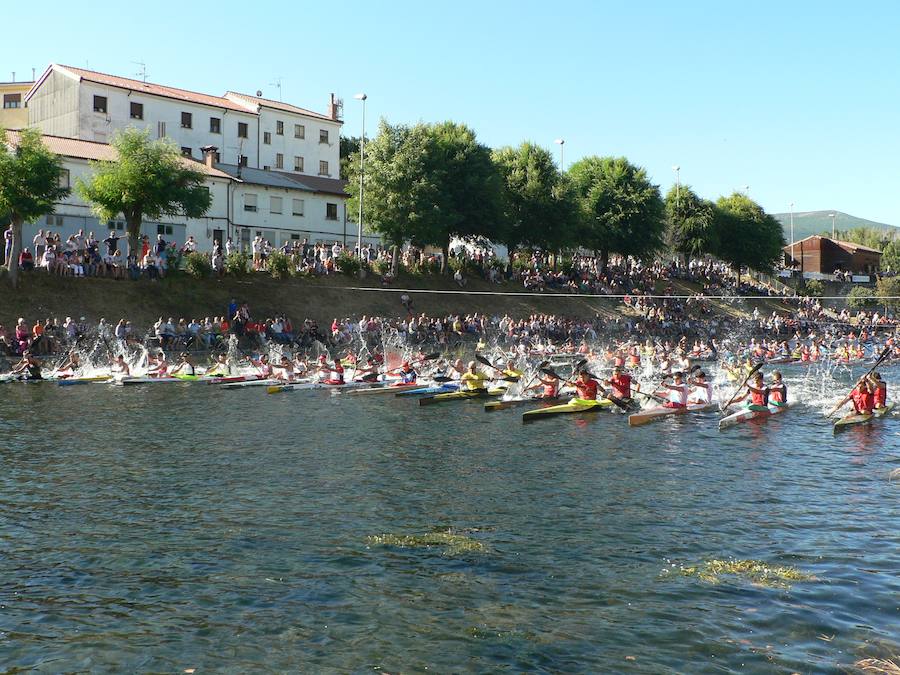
[554,139,565,171]
[672,165,681,204]
[354,93,367,259]
[744,185,751,196]
[829,212,836,238]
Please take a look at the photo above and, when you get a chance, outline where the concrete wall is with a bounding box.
[27,70,79,137]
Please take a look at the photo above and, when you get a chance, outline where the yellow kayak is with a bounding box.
[521,398,612,422]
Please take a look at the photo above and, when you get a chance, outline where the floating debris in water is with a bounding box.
[671,559,817,588]
[856,657,900,674]
[888,468,900,482]
[366,530,486,555]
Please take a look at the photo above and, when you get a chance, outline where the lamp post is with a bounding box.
[354,93,367,259]
[672,165,681,204]
[554,138,565,171]
[789,202,795,267]
[829,212,836,239]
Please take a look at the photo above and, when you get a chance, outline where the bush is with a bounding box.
[449,256,479,276]
[184,252,212,279]
[334,252,361,277]
[225,251,251,276]
[802,279,824,297]
[845,286,877,309]
[875,276,900,309]
[371,258,391,276]
[267,251,291,279]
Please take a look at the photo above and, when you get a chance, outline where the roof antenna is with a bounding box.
[132,60,147,83]
[269,77,282,101]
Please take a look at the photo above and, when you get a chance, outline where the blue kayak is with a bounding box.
[394,382,458,397]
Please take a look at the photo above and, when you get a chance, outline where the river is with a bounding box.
[1,368,898,672]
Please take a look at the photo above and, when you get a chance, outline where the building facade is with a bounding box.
[784,235,882,275]
[0,80,33,130]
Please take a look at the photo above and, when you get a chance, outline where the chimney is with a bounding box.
[200,145,218,169]
[329,93,337,120]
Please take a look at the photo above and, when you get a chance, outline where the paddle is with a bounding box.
[826,344,891,418]
[475,353,520,382]
[719,362,764,414]
[384,352,441,375]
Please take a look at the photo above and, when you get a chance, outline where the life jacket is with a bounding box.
[874,384,887,408]
[750,386,769,407]
[769,383,786,404]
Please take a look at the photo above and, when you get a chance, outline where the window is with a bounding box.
[244,193,257,212]
[157,224,174,236]
[292,199,305,216]
[107,220,125,231]
[276,120,284,135]
[157,121,166,138]
[270,196,282,214]
[181,147,192,157]
[58,169,70,189]
[93,95,107,113]
[293,156,303,172]
[239,155,248,167]
[263,131,271,144]
[263,165,271,171]
[238,122,248,138]
[210,117,221,133]
[319,129,329,144]
[275,153,284,169]
[181,112,192,129]
[46,215,64,226]
[319,160,329,176]
[3,93,22,109]
[294,124,305,139]
[326,203,338,220]
[130,101,143,119]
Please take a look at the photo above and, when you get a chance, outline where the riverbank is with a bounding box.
[0,270,787,327]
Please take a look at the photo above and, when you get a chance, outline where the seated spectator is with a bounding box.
[19,247,34,271]
[143,251,159,280]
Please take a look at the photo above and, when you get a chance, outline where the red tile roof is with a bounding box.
[2,130,234,180]
[33,64,251,113]
[225,91,334,121]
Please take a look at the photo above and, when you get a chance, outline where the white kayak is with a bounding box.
[220,378,282,389]
[718,402,791,430]
[267,379,374,394]
[628,402,719,427]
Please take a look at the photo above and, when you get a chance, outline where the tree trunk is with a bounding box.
[390,243,399,276]
[441,241,450,275]
[7,215,22,288]
[127,216,142,259]
[598,249,609,274]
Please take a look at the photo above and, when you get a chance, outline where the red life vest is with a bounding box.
[576,379,598,401]
[609,373,632,399]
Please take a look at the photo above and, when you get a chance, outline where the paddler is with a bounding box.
[656,371,688,409]
[250,353,273,379]
[146,351,169,378]
[55,350,82,378]
[850,377,876,415]
[319,356,345,385]
[731,372,770,412]
[602,366,634,404]
[205,353,232,377]
[10,350,43,380]
[872,372,888,411]
[769,371,787,407]
[170,352,196,376]
[398,361,418,384]
[353,356,380,383]
[687,370,713,405]
[111,354,130,377]
[574,369,599,401]
[459,361,488,392]
[526,371,560,400]
[502,359,523,381]
[272,355,296,382]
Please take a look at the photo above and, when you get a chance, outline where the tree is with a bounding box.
[714,192,785,278]
[492,142,576,253]
[340,135,360,185]
[567,156,665,271]
[875,275,900,311]
[664,184,718,265]
[880,239,900,273]
[0,128,70,287]
[345,120,506,274]
[77,128,212,256]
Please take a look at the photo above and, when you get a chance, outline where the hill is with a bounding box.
[772,210,899,242]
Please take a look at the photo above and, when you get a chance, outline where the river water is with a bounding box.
[1,367,898,673]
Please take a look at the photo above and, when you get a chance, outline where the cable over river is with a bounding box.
[1,373,898,672]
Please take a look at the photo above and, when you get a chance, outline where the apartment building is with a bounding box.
[0,80,32,130]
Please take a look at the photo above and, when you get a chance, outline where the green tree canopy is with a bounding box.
[76,128,212,256]
[664,184,718,263]
[491,142,575,252]
[714,192,786,276]
[880,239,900,273]
[346,120,506,273]
[0,128,70,287]
[567,156,664,270]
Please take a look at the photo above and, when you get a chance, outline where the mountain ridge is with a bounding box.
[772,210,898,242]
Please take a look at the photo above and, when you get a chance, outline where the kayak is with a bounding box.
[719,402,790,430]
[346,382,424,396]
[418,387,506,406]
[394,383,459,397]
[628,402,719,427]
[57,375,112,386]
[267,380,372,394]
[485,395,563,412]
[114,375,193,385]
[521,397,612,422]
[220,378,281,389]
[833,403,894,434]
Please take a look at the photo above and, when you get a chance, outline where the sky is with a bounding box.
[4,0,900,223]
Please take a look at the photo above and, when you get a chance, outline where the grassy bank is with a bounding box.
[0,270,783,328]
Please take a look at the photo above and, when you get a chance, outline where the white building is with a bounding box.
[15,64,376,250]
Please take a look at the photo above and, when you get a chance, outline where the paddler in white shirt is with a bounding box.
[687,370,712,405]
[656,371,688,409]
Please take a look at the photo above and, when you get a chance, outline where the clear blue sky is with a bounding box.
[4,0,899,223]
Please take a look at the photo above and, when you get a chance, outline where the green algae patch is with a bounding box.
[366,530,487,556]
[678,559,816,589]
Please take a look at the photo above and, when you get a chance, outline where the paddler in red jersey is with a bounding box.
[574,370,599,401]
[768,371,787,407]
[850,377,875,414]
[527,371,560,400]
[318,355,345,385]
[603,366,634,404]
[871,372,887,411]
[733,372,770,411]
